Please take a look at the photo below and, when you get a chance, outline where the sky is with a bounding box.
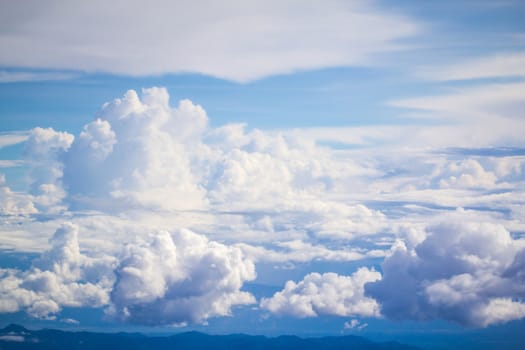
[0,0,525,348]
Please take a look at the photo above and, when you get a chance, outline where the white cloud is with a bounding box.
[261,268,381,318]
[0,0,419,82]
[0,70,77,83]
[0,223,115,319]
[344,319,368,331]
[365,221,525,327]
[237,240,384,264]
[109,229,256,325]
[0,174,37,216]
[0,160,25,168]
[0,335,25,342]
[384,82,525,150]
[13,88,389,245]
[24,127,74,213]
[390,82,525,121]
[0,223,257,325]
[0,132,29,148]
[432,159,498,189]
[62,88,208,211]
[419,52,525,81]
[2,87,524,331]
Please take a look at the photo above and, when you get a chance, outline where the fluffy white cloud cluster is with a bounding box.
[24,127,74,213]
[17,88,385,243]
[365,221,525,327]
[0,224,257,325]
[0,223,115,319]
[432,159,497,189]
[260,268,381,318]
[109,229,256,325]
[62,88,208,211]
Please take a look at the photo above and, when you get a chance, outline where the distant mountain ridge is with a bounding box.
[0,324,421,350]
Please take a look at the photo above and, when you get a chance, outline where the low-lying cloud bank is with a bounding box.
[0,224,256,325]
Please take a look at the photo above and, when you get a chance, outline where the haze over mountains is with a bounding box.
[0,324,419,350]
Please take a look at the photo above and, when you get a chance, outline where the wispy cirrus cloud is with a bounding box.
[0,132,29,148]
[0,0,419,82]
[417,52,525,81]
[0,70,77,83]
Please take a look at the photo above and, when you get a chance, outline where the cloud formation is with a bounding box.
[261,268,381,318]
[0,0,418,82]
[62,88,208,211]
[109,229,256,325]
[0,224,256,325]
[24,127,74,213]
[419,52,525,81]
[0,174,37,216]
[3,86,525,330]
[16,87,387,247]
[0,223,115,319]
[366,221,525,327]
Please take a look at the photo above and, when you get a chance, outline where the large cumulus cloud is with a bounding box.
[366,221,525,327]
[108,229,256,325]
[62,88,208,211]
[18,87,385,244]
[0,224,256,325]
[0,1,418,82]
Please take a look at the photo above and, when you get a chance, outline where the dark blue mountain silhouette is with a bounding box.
[0,324,421,350]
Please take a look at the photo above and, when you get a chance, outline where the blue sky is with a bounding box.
[1,0,525,348]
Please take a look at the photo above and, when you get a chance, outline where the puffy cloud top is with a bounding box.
[366,222,525,327]
[0,223,115,319]
[109,229,256,325]
[261,268,381,318]
[0,224,256,325]
[62,87,208,211]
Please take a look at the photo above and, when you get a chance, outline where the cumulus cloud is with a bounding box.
[0,174,37,216]
[366,221,525,327]
[261,268,381,318]
[0,223,115,319]
[16,87,387,244]
[109,229,256,325]
[237,240,384,264]
[432,159,497,189]
[62,88,208,211]
[0,223,257,325]
[24,127,74,213]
